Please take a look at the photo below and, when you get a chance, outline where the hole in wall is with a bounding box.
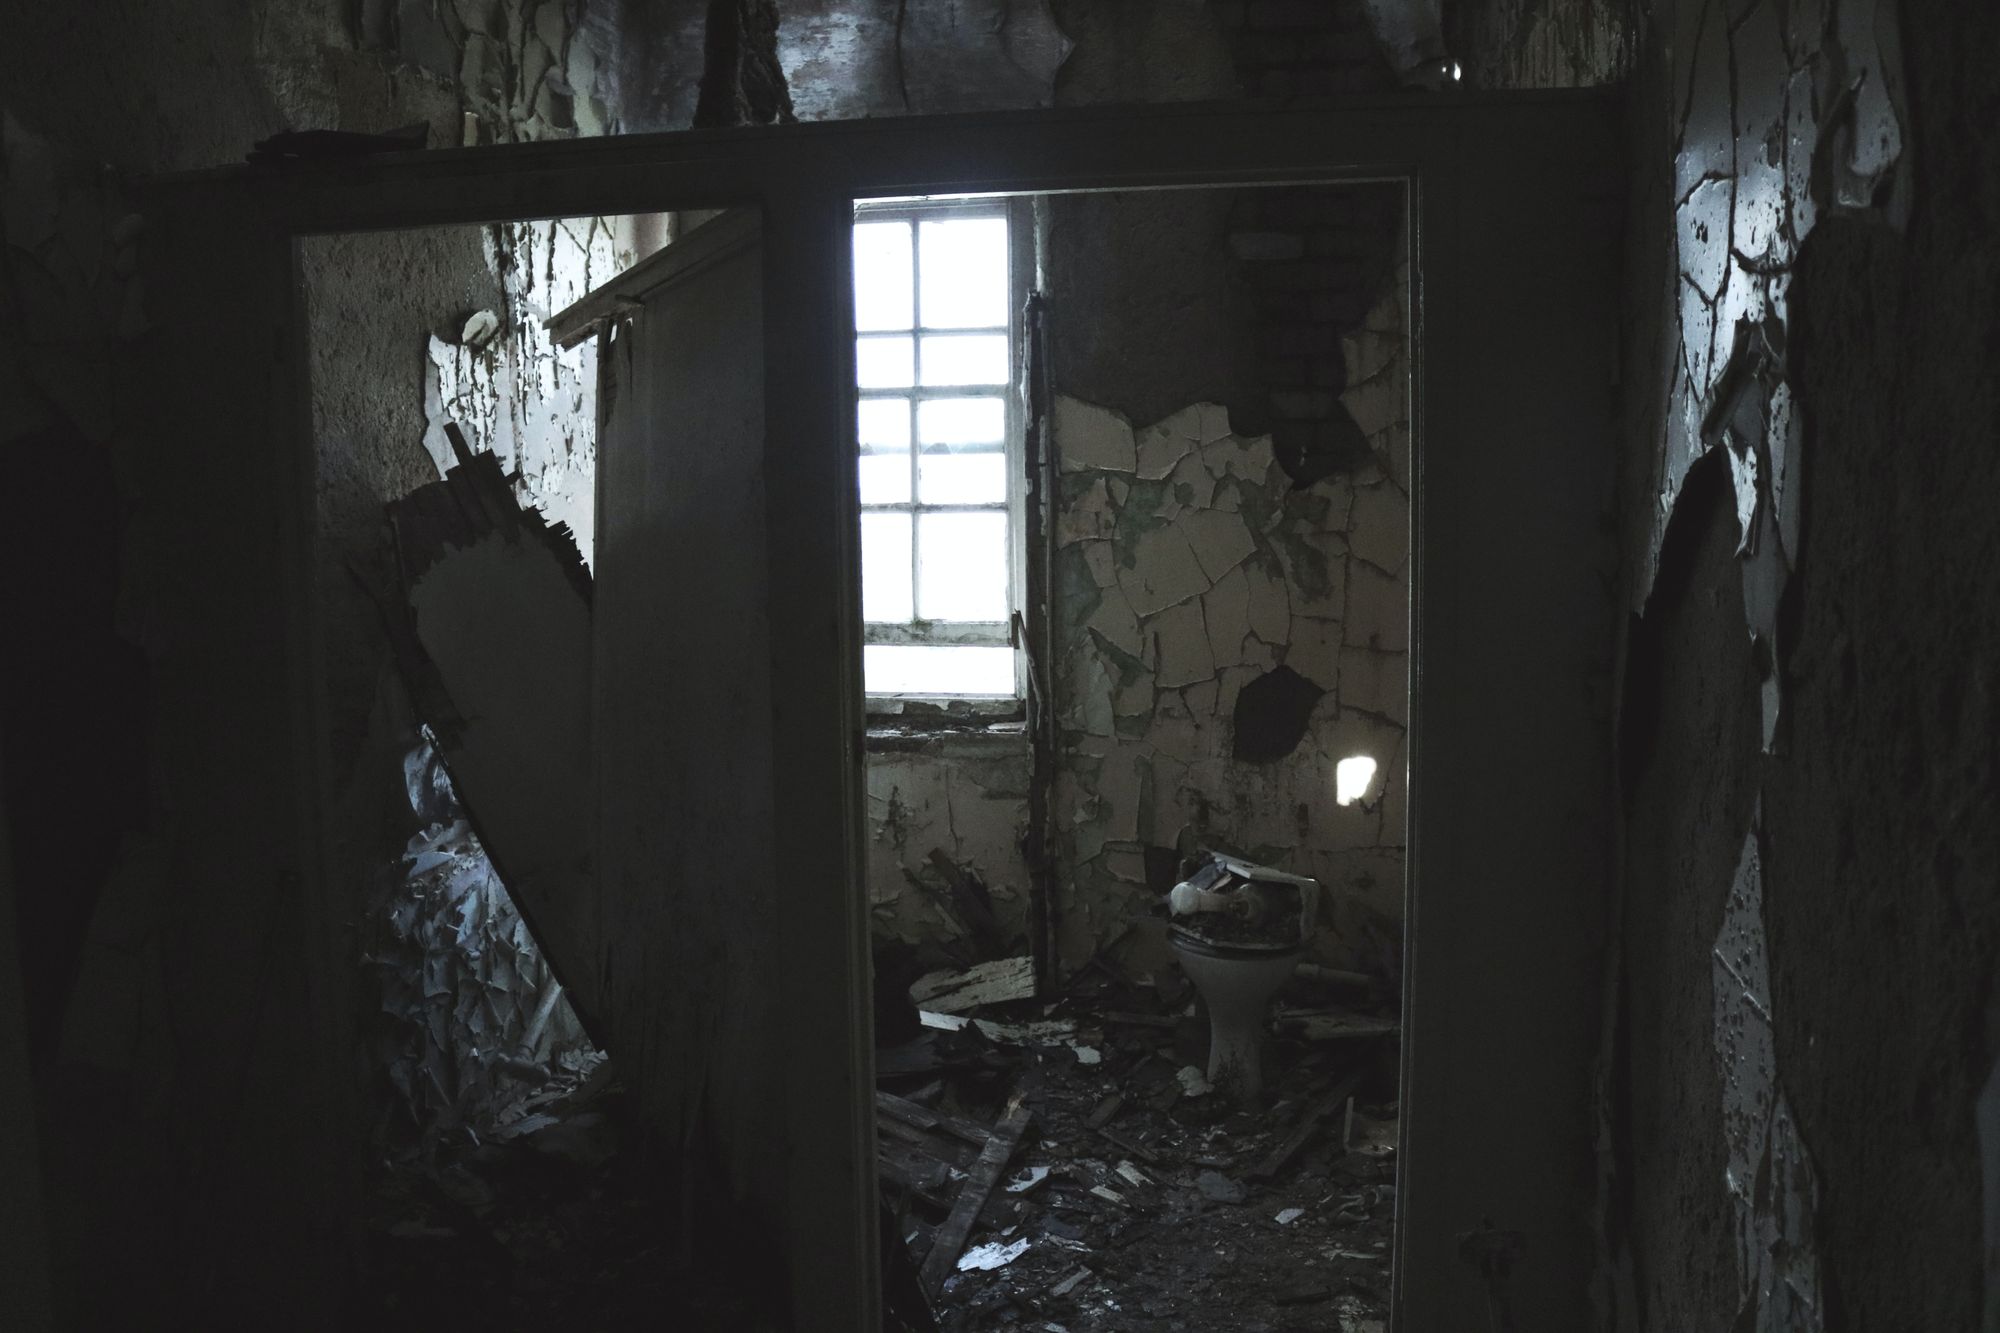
[1336,754,1378,806]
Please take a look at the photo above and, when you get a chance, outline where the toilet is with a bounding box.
[1164,853,1321,1104]
[1169,927,1303,1104]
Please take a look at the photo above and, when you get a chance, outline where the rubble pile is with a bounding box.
[880,960,1400,1332]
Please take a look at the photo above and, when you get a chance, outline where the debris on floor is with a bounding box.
[877,956,1401,1330]
[361,1054,774,1330]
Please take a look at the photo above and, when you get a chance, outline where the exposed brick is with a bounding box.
[1250,288,1313,321]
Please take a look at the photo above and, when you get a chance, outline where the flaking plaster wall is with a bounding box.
[864,194,1410,982]
[1450,0,2000,1328]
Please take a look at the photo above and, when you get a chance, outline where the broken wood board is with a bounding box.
[383,434,602,1041]
[919,1010,1079,1046]
[1248,1067,1367,1181]
[877,1089,990,1149]
[908,956,1036,1015]
[919,1087,1034,1295]
[1271,1010,1401,1042]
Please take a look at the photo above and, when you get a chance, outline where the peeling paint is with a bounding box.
[1046,263,1409,973]
[1641,0,1907,756]
[424,215,635,564]
[1713,807,1823,1331]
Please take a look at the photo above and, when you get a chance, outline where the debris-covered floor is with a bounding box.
[880,964,1400,1332]
[359,1055,773,1330]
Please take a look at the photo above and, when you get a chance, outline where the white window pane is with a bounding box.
[861,512,913,623]
[918,511,1008,620]
[919,334,1007,387]
[917,396,1005,447]
[860,453,911,504]
[853,221,913,332]
[858,398,910,449]
[857,336,915,389]
[865,645,1015,696]
[919,453,1006,505]
[918,218,1008,328]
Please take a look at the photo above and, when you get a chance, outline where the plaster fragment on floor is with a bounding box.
[1056,395,1136,473]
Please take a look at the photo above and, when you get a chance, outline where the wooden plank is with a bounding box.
[876,1138,954,1207]
[877,1090,990,1150]
[1247,1067,1367,1182]
[1271,1010,1402,1042]
[919,1089,1034,1295]
[908,956,1035,1014]
[546,209,761,347]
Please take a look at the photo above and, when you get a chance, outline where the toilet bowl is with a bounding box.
[1169,926,1302,1104]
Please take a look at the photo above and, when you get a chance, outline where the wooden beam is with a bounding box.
[1247,1067,1367,1182]
[918,1088,1033,1295]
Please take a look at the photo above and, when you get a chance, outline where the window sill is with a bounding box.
[865,710,1028,754]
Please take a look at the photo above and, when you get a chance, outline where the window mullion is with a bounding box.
[907,219,922,628]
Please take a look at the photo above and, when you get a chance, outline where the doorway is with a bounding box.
[854,180,1411,1329]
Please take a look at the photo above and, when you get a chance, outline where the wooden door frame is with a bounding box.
[160,92,1621,1331]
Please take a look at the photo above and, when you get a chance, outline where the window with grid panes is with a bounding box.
[853,203,1018,699]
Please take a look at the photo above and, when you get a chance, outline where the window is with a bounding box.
[853,202,1019,700]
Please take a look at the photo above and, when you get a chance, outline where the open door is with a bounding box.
[581,209,879,1319]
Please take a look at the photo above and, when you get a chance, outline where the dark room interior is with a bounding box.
[1,2,1995,1330]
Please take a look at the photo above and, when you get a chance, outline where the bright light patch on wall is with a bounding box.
[1335,755,1377,807]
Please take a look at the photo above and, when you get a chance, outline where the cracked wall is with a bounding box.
[1447,0,2000,1327]
[1042,184,1409,979]
[866,735,1034,957]
[863,185,1410,978]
